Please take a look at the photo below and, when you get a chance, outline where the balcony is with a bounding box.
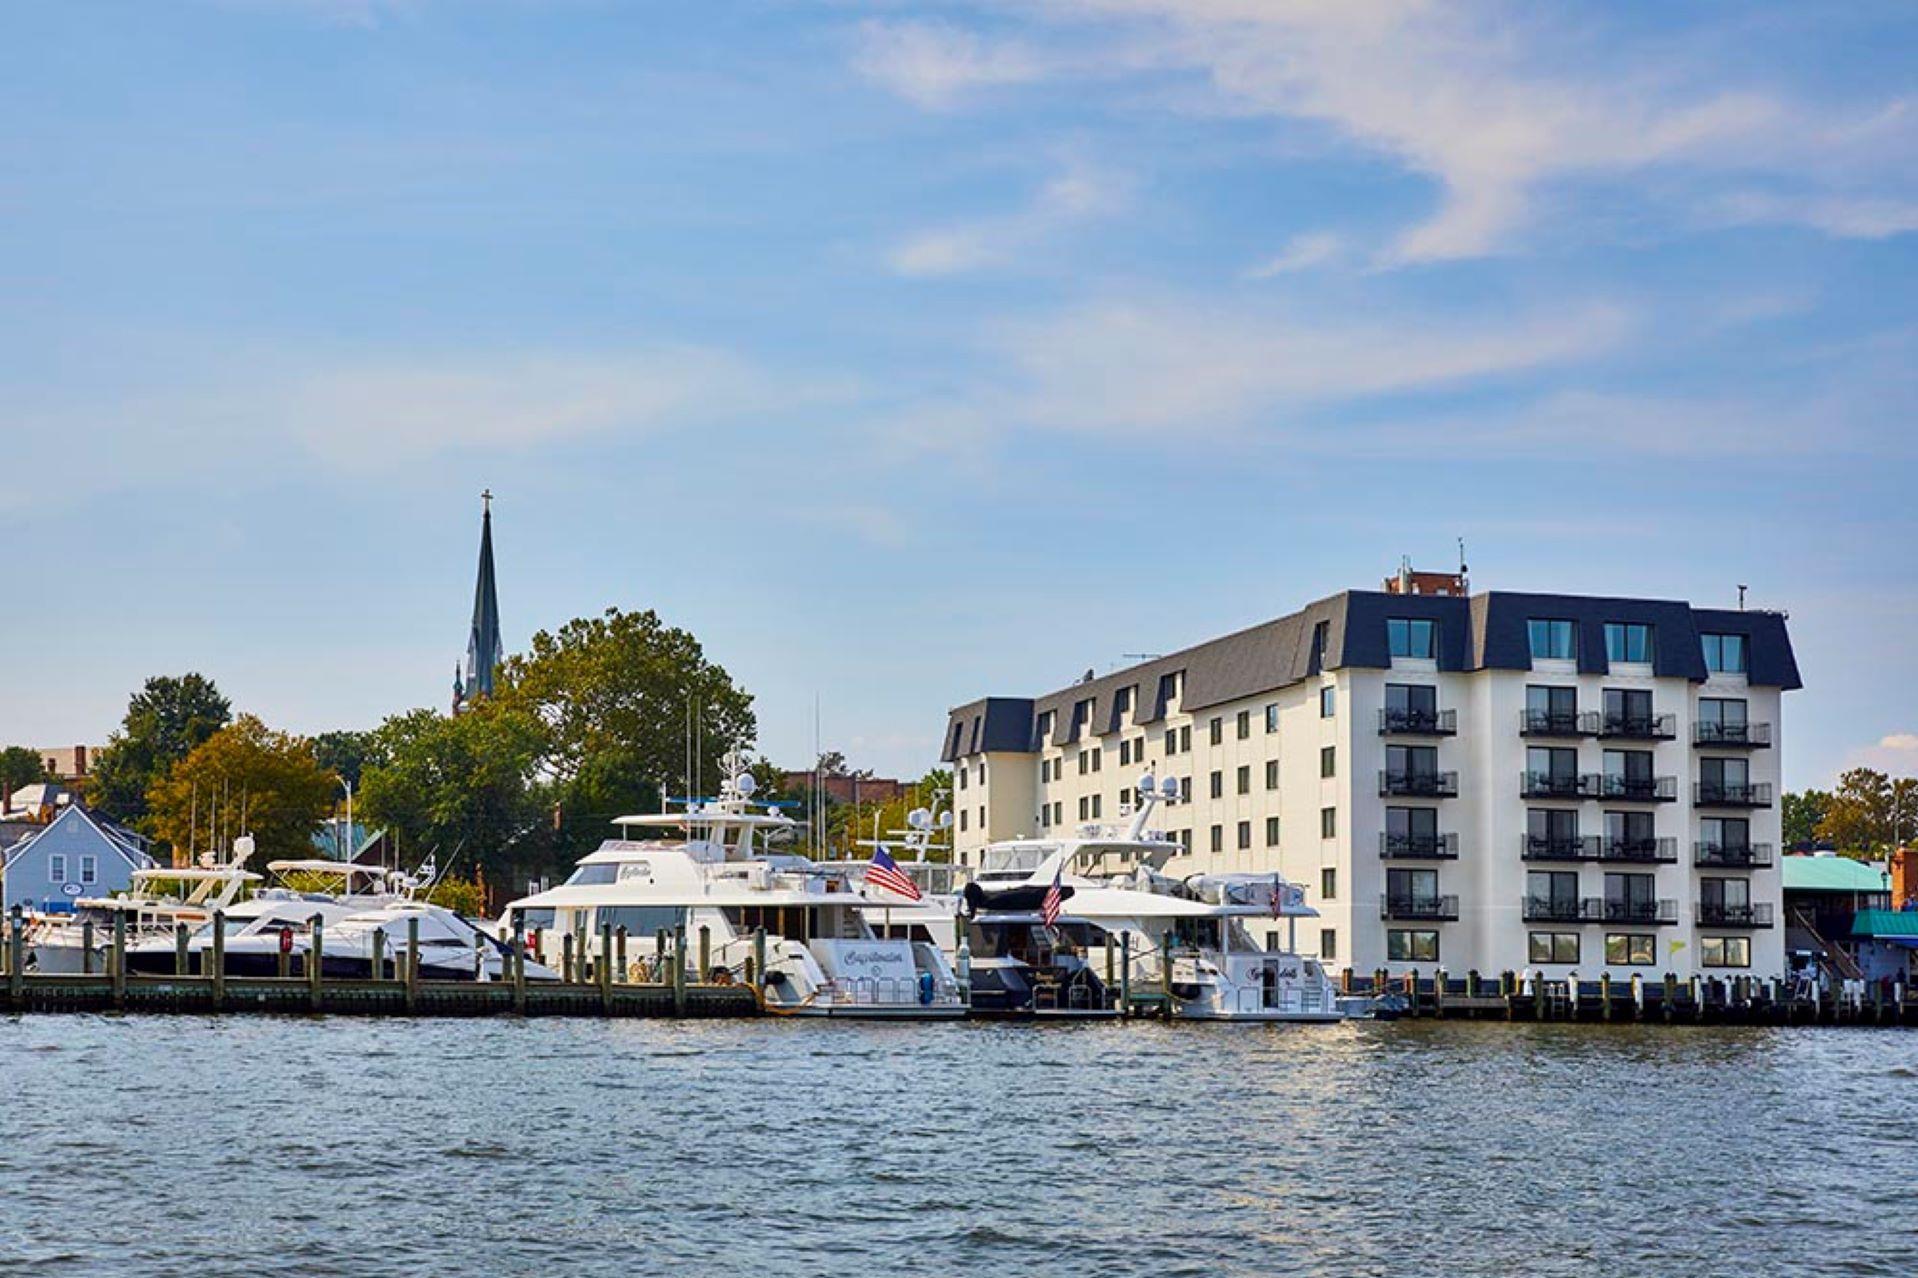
[1599,712,1677,741]
[1593,773,1678,803]
[1379,894,1459,922]
[1694,781,1773,808]
[1520,770,1596,800]
[1588,897,1678,925]
[1520,833,1600,862]
[1696,901,1775,928]
[1379,707,1457,736]
[1380,770,1459,798]
[1380,831,1459,860]
[1693,721,1773,749]
[1598,836,1678,864]
[1522,895,1587,923]
[1519,709,1598,738]
[1693,841,1775,868]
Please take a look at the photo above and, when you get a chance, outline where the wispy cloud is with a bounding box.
[1246,230,1344,278]
[985,296,1627,435]
[853,19,1050,111]
[887,158,1130,276]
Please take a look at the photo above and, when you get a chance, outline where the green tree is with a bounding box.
[312,729,381,790]
[1816,768,1918,857]
[88,674,232,828]
[0,746,47,800]
[356,702,550,892]
[1782,789,1832,847]
[500,607,757,859]
[146,715,337,865]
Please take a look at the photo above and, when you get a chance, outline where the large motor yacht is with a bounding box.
[965,775,1342,1022]
[28,838,262,975]
[497,760,966,1018]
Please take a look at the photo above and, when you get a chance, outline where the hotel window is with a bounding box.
[1603,688,1655,735]
[1387,618,1435,660]
[977,763,986,783]
[1179,777,1191,802]
[958,767,968,790]
[1118,740,1130,767]
[1700,756,1750,796]
[1528,931,1580,964]
[1310,619,1331,669]
[1091,795,1102,819]
[1527,746,1578,790]
[1605,809,1656,854]
[1052,802,1063,825]
[1384,682,1438,729]
[1039,806,1049,828]
[1320,867,1337,900]
[1119,788,1132,808]
[1237,821,1251,850]
[1114,685,1133,720]
[1209,771,1223,799]
[1236,765,1250,795]
[1387,930,1439,962]
[1040,759,1050,783]
[1528,618,1575,660]
[1320,929,1337,960]
[1165,727,1179,756]
[1528,870,1578,916]
[1210,717,1223,746]
[1527,807,1578,852]
[1179,725,1191,753]
[1697,698,1749,743]
[1265,816,1280,846]
[1091,748,1102,773]
[1078,750,1088,776]
[1265,759,1280,790]
[1210,825,1224,854]
[1320,686,1336,717]
[1604,933,1657,967]
[1604,622,1654,664]
[1701,936,1751,968]
[1320,746,1336,778]
[79,855,96,885]
[958,810,968,832]
[978,806,985,828]
[1388,807,1439,852]
[1320,806,1337,838]
[1237,710,1251,740]
[1079,796,1090,820]
[49,854,66,883]
[1701,632,1747,674]
[1525,684,1577,733]
[1265,703,1281,733]
[1700,816,1750,856]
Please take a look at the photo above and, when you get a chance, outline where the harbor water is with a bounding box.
[1,1017,1912,1277]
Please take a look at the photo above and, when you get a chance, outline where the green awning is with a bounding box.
[1850,909,1918,940]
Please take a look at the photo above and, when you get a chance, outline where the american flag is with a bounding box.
[1041,867,1064,926]
[865,847,922,901]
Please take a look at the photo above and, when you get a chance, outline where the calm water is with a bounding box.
[1,1015,1913,1277]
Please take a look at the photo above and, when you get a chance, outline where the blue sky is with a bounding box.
[1,0,1913,789]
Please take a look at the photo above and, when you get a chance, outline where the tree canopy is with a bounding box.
[145,715,338,865]
[1811,768,1918,857]
[1782,788,1831,847]
[0,746,46,800]
[88,674,233,832]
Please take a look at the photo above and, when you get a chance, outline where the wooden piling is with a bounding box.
[751,927,766,994]
[562,932,576,985]
[405,917,420,1012]
[370,928,385,982]
[210,911,226,1010]
[1600,972,1612,1022]
[672,922,687,1016]
[309,917,325,1012]
[512,936,527,1015]
[698,924,711,981]
[9,907,24,1004]
[176,921,190,978]
[600,923,614,1013]
[615,927,627,982]
[110,912,126,1011]
[81,920,95,976]
[1119,930,1132,1018]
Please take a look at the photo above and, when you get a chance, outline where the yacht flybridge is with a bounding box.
[498,761,966,1018]
[28,837,263,975]
[964,774,1342,1021]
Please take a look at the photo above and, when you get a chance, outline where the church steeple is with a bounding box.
[456,490,502,714]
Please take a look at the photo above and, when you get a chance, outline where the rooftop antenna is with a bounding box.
[1458,537,1469,585]
[1122,653,1164,662]
[1737,584,1748,611]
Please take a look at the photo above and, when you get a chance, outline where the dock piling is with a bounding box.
[698,925,710,981]
[309,916,325,1012]
[599,923,614,1011]
[81,920,94,976]
[751,927,766,993]
[211,911,226,1010]
[672,922,687,1016]
[111,912,126,1011]
[405,917,420,1012]
[9,906,24,1004]
[371,927,384,983]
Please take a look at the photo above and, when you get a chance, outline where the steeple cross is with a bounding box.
[481,488,494,513]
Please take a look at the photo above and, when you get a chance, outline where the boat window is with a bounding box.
[979,845,1051,877]
[564,864,619,886]
[518,908,557,931]
[592,905,687,937]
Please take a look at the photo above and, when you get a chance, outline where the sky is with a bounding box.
[0,0,1913,790]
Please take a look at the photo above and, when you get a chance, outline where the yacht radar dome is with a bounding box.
[1160,776,1180,801]
[734,772,757,796]
[908,808,932,830]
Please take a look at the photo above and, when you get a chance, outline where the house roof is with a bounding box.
[2,805,153,872]
[1781,854,1888,894]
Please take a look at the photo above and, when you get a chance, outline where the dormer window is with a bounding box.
[1388,618,1436,659]
[1701,633,1747,674]
[1528,619,1575,660]
[1604,622,1654,664]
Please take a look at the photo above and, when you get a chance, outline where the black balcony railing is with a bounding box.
[1380,770,1459,798]
[1380,831,1459,859]
[1599,712,1677,741]
[1693,721,1773,748]
[1599,836,1678,864]
[1694,781,1773,808]
[1380,893,1459,921]
[1696,901,1775,928]
[1522,895,1586,923]
[1520,833,1600,861]
[1589,897,1678,925]
[1594,773,1678,802]
[1519,709,1598,737]
[1520,770,1594,799]
[1693,841,1775,868]
[1379,707,1457,736]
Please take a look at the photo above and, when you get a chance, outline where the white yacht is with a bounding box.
[497,763,966,1018]
[28,838,262,975]
[964,775,1342,1022]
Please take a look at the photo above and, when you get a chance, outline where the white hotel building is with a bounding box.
[941,570,1800,981]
